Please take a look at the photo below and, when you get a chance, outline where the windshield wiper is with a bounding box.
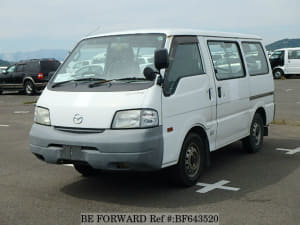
[88,77,147,88]
[116,77,146,81]
[88,79,113,88]
[52,79,75,88]
[52,78,106,88]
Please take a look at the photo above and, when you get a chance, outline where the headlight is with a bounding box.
[34,107,51,126]
[112,109,158,129]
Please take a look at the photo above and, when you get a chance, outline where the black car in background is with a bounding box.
[0,58,61,95]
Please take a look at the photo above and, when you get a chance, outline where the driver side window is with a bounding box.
[164,39,204,95]
[7,65,16,73]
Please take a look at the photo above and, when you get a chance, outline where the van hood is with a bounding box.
[37,88,148,128]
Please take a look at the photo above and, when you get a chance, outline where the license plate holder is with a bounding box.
[62,145,82,160]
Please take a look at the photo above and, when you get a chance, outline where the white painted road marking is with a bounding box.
[196,180,240,193]
[14,111,30,114]
[276,147,300,155]
[285,89,293,92]
[63,164,74,167]
[0,124,10,127]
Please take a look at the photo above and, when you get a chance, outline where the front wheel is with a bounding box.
[24,81,36,95]
[172,133,205,187]
[273,69,284,79]
[243,114,264,153]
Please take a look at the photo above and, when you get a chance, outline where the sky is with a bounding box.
[0,0,300,53]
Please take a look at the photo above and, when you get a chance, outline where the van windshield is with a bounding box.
[52,34,166,84]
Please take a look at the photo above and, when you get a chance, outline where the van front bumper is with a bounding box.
[29,124,163,171]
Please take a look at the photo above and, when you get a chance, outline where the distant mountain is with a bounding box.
[266,38,300,51]
[0,59,10,66]
[0,49,69,63]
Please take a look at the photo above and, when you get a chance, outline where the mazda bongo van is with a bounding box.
[270,47,300,79]
[30,29,275,186]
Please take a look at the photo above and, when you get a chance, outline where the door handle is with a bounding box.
[217,87,222,98]
[208,88,212,100]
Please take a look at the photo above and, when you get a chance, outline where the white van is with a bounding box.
[270,47,300,79]
[29,29,275,186]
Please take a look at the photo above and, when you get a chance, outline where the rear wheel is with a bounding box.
[172,132,205,187]
[24,80,36,95]
[73,163,97,177]
[273,69,284,79]
[243,113,264,153]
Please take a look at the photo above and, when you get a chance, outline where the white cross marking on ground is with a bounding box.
[196,180,240,193]
[63,164,74,167]
[276,147,300,155]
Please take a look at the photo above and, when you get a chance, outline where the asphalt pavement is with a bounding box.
[0,80,299,225]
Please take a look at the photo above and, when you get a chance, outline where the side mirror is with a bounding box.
[143,67,156,81]
[155,48,169,71]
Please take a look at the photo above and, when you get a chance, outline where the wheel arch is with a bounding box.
[255,107,267,125]
[186,125,211,167]
[23,76,35,85]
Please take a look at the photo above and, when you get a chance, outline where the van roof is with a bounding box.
[85,28,262,40]
[273,47,300,51]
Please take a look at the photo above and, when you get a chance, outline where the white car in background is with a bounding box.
[270,47,300,79]
[0,66,7,73]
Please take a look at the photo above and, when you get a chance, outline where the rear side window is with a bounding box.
[26,62,40,73]
[40,61,60,73]
[16,64,25,72]
[242,42,269,75]
[288,50,300,59]
[208,41,245,80]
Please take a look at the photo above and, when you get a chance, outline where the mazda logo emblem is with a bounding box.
[73,114,83,124]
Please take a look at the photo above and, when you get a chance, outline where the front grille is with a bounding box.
[48,144,98,151]
[54,126,105,134]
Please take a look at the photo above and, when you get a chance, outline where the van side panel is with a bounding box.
[161,75,213,166]
[285,48,300,74]
[205,38,251,149]
[246,42,275,125]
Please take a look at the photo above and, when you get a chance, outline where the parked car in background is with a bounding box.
[0,66,7,73]
[269,47,300,79]
[0,58,61,95]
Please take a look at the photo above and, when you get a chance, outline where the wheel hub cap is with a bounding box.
[185,143,200,178]
[252,122,261,146]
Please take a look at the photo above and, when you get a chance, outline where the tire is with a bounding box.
[0,90,2,95]
[24,80,36,95]
[73,163,97,177]
[243,114,264,153]
[273,69,284,79]
[172,132,205,187]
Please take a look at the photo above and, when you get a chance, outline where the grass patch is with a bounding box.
[271,119,300,126]
[24,100,37,104]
